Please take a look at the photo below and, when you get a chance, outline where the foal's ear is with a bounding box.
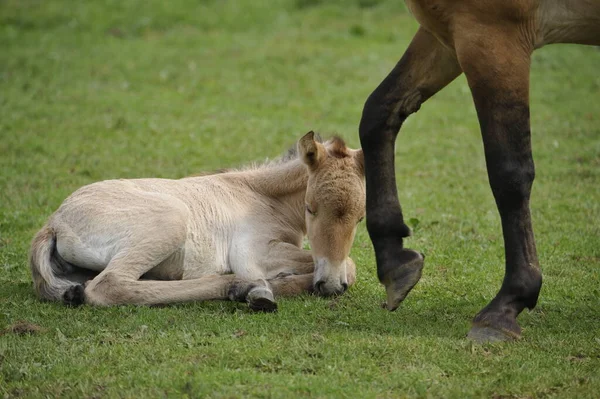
[298,131,325,170]
[353,149,365,176]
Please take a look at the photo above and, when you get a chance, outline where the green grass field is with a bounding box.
[1,0,599,397]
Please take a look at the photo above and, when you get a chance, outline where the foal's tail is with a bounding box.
[29,225,82,304]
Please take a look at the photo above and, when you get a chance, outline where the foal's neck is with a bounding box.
[245,159,308,197]
[243,159,308,233]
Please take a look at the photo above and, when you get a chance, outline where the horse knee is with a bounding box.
[365,210,411,241]
[488,159,535,209]
[84,272,128,306]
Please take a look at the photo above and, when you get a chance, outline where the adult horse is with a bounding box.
[30,132,366,310]
[359,0,600,341]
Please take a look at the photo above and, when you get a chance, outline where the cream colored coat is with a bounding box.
[30,132,365,310]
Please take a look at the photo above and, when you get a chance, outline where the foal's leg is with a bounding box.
[269,257,357,297]
[261,242,315,278]
[269,274,314,296]
[83,270,275,310]
[76,213,275,310]
[454,23,542,341]
[359,27,462,310]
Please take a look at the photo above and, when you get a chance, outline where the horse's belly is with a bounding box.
[180,232,230,279]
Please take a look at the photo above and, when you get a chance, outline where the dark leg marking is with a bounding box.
[63,284,85,307]
[228,279,277,313]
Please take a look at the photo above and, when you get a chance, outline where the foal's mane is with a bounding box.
[187,134,351,178]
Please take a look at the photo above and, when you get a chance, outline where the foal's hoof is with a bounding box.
[380,249,424,311]
[63,284,85,307]
[247,287,277,313]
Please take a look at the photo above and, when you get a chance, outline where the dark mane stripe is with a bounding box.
[326,136,350,159]
[187,133,342,177]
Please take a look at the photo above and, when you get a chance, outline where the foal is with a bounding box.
[30,132,366,311]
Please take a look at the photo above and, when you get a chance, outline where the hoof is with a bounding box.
[247,287,277,313]
[63,284,85,307]
[380,249,424,311]
[467,311,522,343]
[467,325,520,343]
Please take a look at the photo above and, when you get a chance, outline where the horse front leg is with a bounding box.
[261,242,315,278]
[268,257,357,297]
[261,241,357,297]
[455,24,543,342]
[359,27,462,310]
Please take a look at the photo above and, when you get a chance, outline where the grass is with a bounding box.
[1,0,599,397]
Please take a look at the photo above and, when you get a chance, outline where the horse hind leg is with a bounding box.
[83,269,276,311]
[60,264,97,306]
[76,238,275,310]
[53,249,98,284]
[78,230,277,309]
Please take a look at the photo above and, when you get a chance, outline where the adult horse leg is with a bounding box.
[454,22,542,342]
[359,27,462,310]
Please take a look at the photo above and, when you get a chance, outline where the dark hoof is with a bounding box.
[63,284,85,307]
[228,280,257,302]
[380,249,424,311]
[247,287,277,313]
[467,325,520,343]
[467,311,522,343]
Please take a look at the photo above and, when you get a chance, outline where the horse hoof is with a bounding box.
[380,249,424,311]
[467,311,522,343]
[63,284,85,307]
[247,287,277,313]
[467,325,520,343]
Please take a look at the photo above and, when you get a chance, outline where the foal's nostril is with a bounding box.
[341,283,348,292]
[315,280,325,294]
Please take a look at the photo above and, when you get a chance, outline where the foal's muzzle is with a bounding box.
[314,280,348,296]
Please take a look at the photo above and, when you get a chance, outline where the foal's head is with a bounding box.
[298,131,365,296]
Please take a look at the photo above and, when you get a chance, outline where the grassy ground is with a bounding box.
[1,0,599,397]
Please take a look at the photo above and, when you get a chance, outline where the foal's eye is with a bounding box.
[305,205,317,216]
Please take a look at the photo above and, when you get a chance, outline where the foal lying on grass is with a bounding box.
[29,132,366,311]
